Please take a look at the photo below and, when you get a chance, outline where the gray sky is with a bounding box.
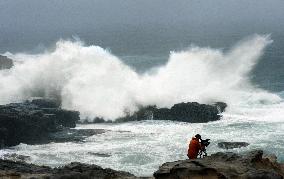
[1,0,284,29]
[0,0,284,53]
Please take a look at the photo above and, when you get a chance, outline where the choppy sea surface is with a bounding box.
[1,23,284,178]
[1,94,284,176]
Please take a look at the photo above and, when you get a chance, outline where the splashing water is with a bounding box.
[1,34,284,176]
[0,34,281,120]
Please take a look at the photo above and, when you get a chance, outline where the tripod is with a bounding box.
[198,148,208,158]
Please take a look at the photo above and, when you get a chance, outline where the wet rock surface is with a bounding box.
[0,160,151,179]
[0,55,13,70]
[0,98,80,148]
[116,102,227,123]
[88,152,112,158]
[218,142,250,149]
[48,128,106,143]
[1,153,31,163]
[154,150,284,179]
[0,150,283,179]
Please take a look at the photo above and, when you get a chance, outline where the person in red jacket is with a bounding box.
[187,134,202,159]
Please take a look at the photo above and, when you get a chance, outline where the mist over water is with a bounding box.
[0,34,282,120]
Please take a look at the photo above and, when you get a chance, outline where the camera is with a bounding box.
[198,138,210,158]
[200,139,210,147]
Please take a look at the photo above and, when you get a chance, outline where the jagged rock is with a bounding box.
[218,142,250,149]
[0,160,51,175]
[52,162,138,179]
[116,102,227,123]
[0,98,80,148]
[263,153,278,163]
[154,150,284,179]
[0,160,150,179]
[0,55,13,70]
[1,150,282,179]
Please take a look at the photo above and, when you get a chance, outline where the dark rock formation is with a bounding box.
[154,150,284,179]
[52,162,140,179]
[0,55,13,70]
[0,160,51,178]
[30,98,60,108]
[218,142,250,149]
[79,117,113,124]
[1,150,283,179]
[116,102,227,123]
[0,160,148,179]
[48,128,106,143]
[88,152,112,157]
[0,98,80,148]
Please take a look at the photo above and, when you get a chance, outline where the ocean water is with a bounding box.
[1,119,284,176]
[1,1,284,173]
[0,33,284,176]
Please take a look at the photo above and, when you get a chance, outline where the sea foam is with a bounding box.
[0,34,281,120]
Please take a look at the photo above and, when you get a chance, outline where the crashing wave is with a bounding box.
[0,34,281,120]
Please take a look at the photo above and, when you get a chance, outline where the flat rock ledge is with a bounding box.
[154,150,284,179]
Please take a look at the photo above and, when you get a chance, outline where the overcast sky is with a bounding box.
[1,0,284,29]
[0,0,284,53]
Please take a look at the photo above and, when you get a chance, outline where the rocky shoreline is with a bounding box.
[0,98,80,148]
[1,99,283,179]
[1,99,283,178]
[154,150,284,179]
[0,98,227,149]
[88,102,227,123]
[0,150,283,179]
[0,159,141,179]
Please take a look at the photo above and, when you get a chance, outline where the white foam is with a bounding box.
[1,120,284,176]
[0,34,281,120]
